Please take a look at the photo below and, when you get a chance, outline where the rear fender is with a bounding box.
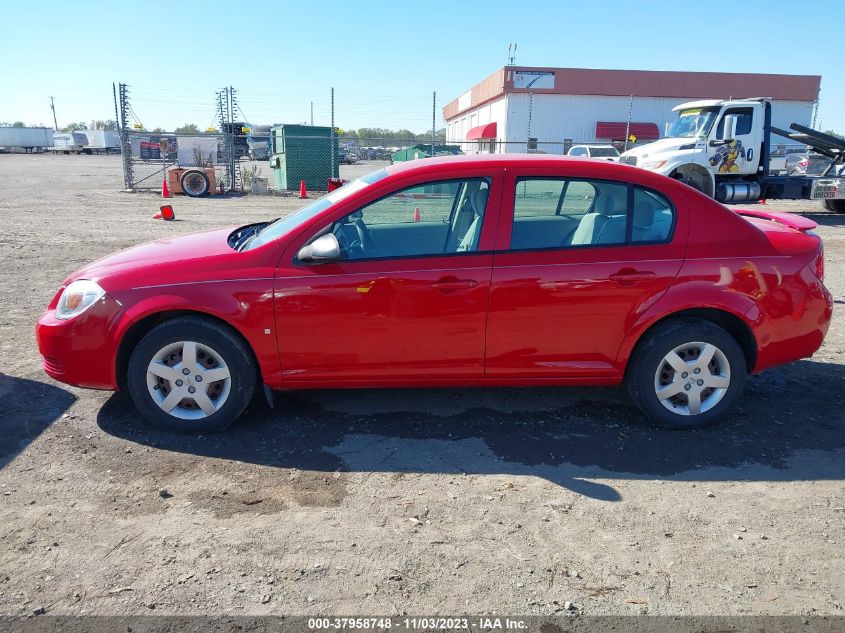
[616,279,758,373]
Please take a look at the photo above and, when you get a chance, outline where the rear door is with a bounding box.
[275,169,503,384]
[485,166,688,380]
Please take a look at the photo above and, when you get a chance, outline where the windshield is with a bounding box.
[244,168,389,250]
[667,108,719,138]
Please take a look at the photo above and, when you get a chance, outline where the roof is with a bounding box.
[444,66,821,120]
[381,153,659,179]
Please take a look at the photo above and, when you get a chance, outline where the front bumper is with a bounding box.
[35,296,123,390]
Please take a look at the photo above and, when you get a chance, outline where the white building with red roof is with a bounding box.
[443,66,821,154]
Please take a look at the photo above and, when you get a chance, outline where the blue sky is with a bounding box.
[2,0,843,133]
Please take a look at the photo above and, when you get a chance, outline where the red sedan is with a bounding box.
[36,155,832,432]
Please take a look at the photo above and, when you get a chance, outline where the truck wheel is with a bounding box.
[823,199,845,213]
[679,177,704,193]
[627,318,747,428]
[180,170,210,197]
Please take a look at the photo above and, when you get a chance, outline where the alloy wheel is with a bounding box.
[145,341,231,420]
[653,341,731,416]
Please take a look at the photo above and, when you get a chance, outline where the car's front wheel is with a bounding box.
[627,318,747,428]
[126,317,257,433]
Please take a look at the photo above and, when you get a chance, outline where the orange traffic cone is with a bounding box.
[413,207,421,222]
[152,205,175,221]
[162,178,171,198]
[299,180,308,199]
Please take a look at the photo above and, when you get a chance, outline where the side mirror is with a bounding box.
[297,233,341,263]
[709,139,727,147]
[723,114,738,140]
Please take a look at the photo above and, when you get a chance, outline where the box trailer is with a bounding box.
[76,130,119,154]
[0,127,54,153]
[51,132,89,154]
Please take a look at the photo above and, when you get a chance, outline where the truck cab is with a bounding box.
[620,99,767,198]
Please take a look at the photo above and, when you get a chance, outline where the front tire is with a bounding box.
[626,318,747,428]
[126,317,257,433]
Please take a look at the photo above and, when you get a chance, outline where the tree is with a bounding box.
[60,122,87,132]
[150,127,165,134]
[824,129,844,140]
[12,121,25,128]
[89,119,116,131]
[175,123,199,134]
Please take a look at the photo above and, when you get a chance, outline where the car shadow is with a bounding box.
[96,359,845,501]
[0,373,77,470]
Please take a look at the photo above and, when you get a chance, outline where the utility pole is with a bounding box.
[431,91,436,157]
[310,101,314,126]
[49,96,58,131]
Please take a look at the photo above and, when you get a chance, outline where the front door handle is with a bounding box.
[431,277,478,291]
[609,269,656,284]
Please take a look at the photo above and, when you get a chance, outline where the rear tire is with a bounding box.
[626,318,747,428]
[823,199,845,213]
[127,317,257,433]
[180,170,210,197]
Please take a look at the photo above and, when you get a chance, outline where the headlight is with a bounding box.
[641,160,667,170]
[55,280,106,320]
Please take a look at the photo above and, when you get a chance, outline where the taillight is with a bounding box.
[814,249,825,281]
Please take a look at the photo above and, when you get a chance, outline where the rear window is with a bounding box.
[590,147,619,158]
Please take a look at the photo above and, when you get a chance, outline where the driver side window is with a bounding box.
[331,178,490,260]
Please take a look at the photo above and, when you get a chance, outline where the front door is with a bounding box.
[485,169,687,380]
[710,106,760,176]
[275,173,501,385]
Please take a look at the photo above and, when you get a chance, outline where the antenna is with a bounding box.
[507,43,517,66]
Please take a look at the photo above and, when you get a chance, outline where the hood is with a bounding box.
[622,137,704,159]
[67,226,239,287]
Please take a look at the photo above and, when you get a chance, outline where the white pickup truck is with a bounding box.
[619,98,845,212]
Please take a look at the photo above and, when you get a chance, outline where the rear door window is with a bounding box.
[511,178,627,250]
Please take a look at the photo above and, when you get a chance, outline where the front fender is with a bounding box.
[109,280,280,387]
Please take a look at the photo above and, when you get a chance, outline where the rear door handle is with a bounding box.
[609,269,656,284]
[431,278,478,290]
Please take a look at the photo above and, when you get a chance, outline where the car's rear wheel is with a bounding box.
[127,317,257,433]
[627,318,747,428]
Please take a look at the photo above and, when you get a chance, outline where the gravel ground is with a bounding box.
[0,154,842,618]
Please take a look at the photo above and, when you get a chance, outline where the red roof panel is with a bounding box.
[596,122,660,140]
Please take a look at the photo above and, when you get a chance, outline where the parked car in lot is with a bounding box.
[769,146,809,175]
[567,144,620,161]
[36,155,831,432]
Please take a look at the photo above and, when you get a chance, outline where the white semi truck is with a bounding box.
[619,98,845,212]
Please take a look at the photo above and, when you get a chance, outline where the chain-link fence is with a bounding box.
[111,83,837,195]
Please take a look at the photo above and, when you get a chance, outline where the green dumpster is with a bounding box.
[270,124,339,192]
[391,144,462,163]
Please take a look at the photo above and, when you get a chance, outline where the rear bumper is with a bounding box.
[751,273,833,373]
[35,298,122,390]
